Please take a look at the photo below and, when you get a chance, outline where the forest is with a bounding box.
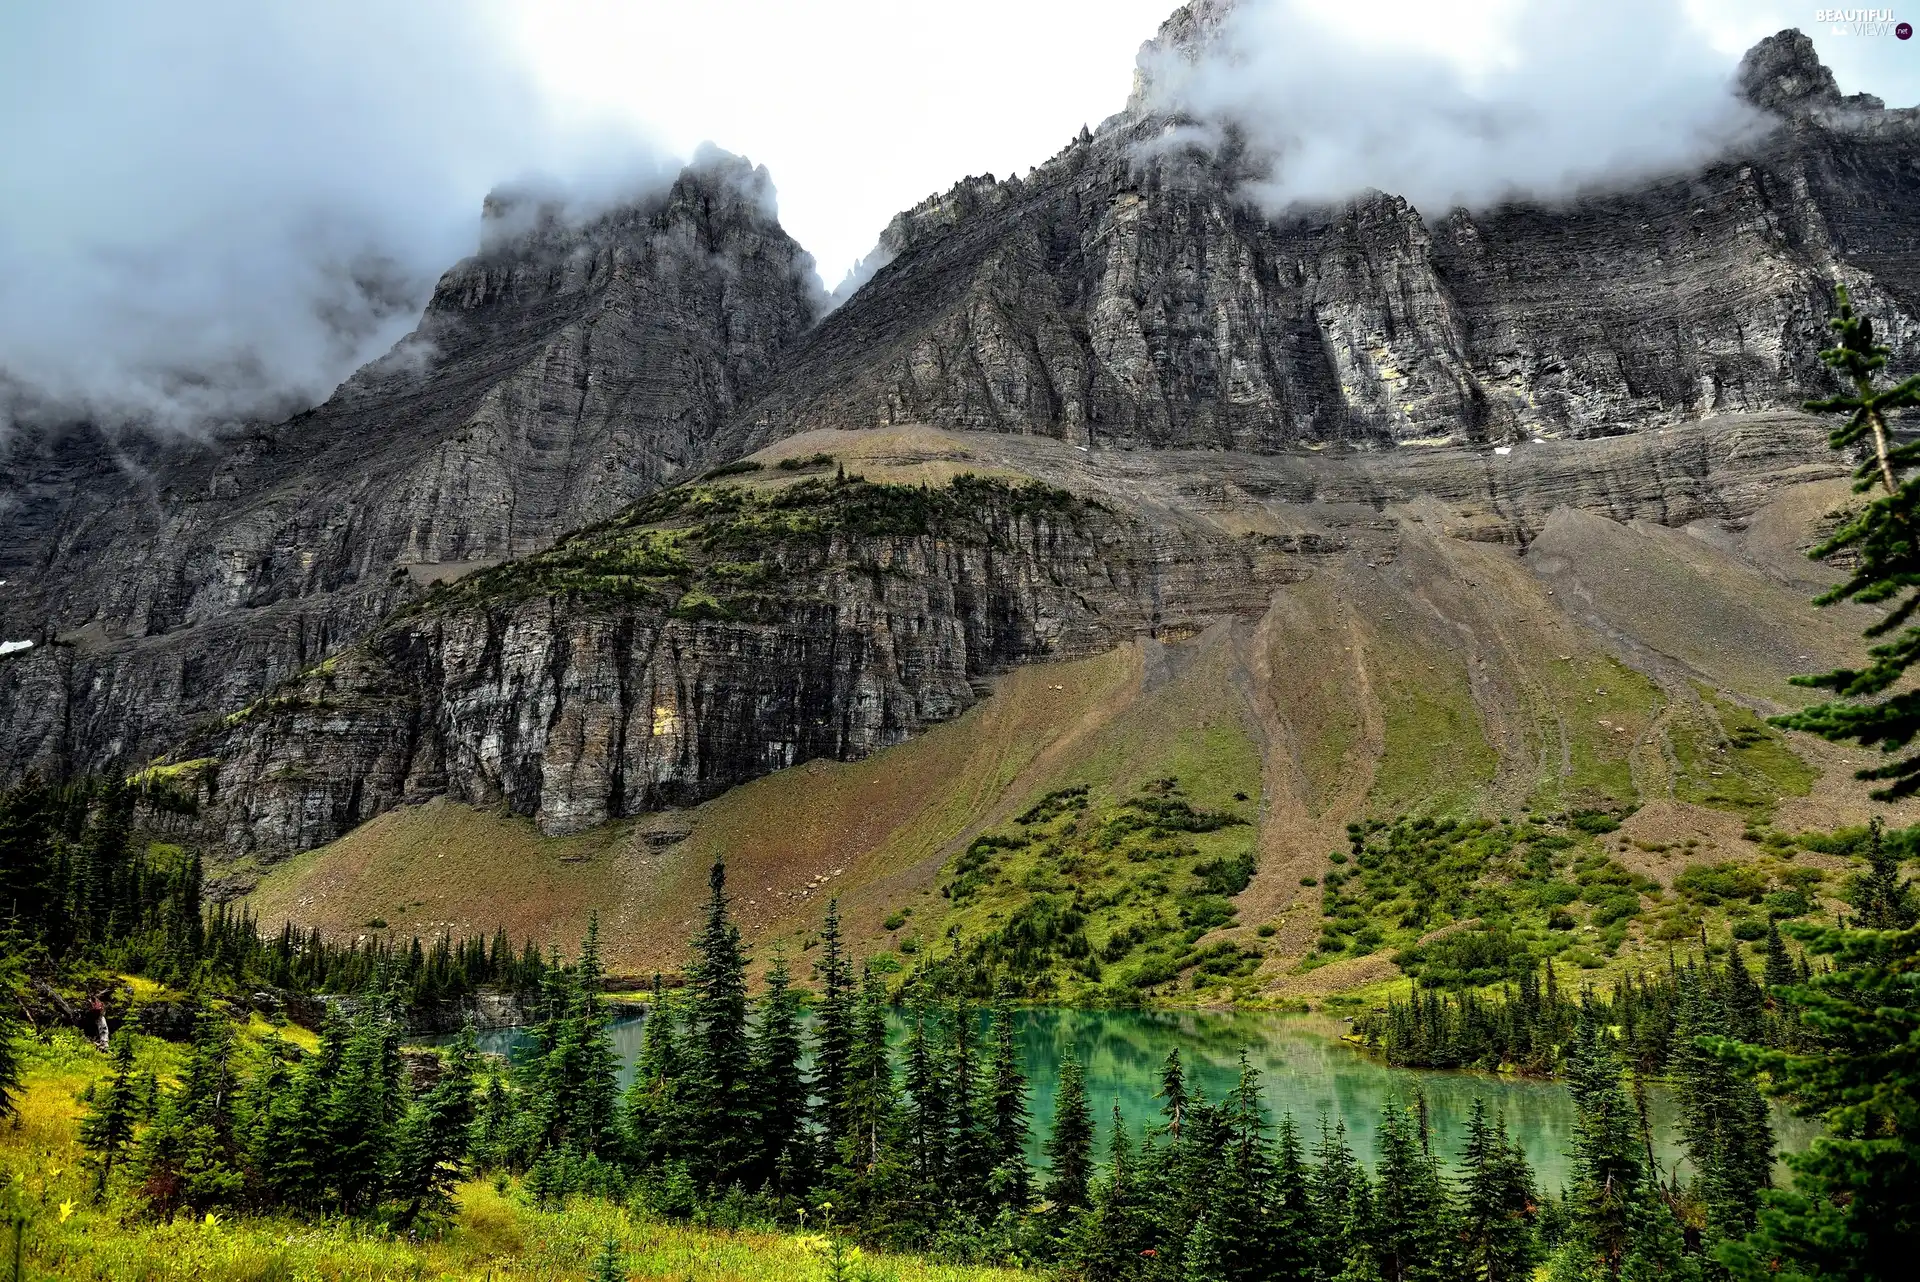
[4,809,1918,1282]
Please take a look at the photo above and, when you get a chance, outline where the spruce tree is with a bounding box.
[141,1006,243,1218]
[1192,1056,1281,1282]
[1850,817,1917,929]
[388,1024,480,1231]
[1672,978,1773,1256]
[254,1027,333,1210]
[901,989,952,1198]
[1310,1117,1370,1282]
[328,999,400,1212]
[1077,1104,1149,1282]
[1564,1006,1649,1279]
[942,998,990,1215]
[842,963,896,1173]
[1774,286,1920,796]
[1458,1099,1540,1282]
[686,862,753,1189]
[0,957,22,1123]
[1368,1101,1457,1282]
[981,995,1031,1211]
[1716,919,1920,1281]
[1763,918,1796,991]
[813,898,855,1153]
[592,1235,629,1282]
[1722,947,1765,1046]
[568,914,623,1155]
[625,974,683,1168]
[749,953,808,1191]
[79,1031,140,1196]
[1271,1114,1318,1282]
[1043,1049,1095,1217]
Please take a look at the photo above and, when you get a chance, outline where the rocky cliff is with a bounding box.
[713,26,1920,458]
[0,152,820,781]
[3,19,1915,827]
[186,466,1284,854]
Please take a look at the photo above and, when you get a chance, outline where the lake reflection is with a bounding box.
[438,1006,1816,1188]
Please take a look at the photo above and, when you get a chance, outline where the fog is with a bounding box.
[0,2,667,437]
[1137,0,1773,218]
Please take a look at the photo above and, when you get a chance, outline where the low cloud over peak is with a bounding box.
[1136,0,1777,219]
[0,2,669,439]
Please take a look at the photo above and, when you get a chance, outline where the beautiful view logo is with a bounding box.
[1815,7,1911,35]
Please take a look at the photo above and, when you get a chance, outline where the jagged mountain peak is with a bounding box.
[1737,27,1885,116]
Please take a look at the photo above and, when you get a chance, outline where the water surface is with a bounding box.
[443,1006,1816,1188]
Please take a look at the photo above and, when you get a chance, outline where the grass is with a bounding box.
[1670,688,1815,821]
[915,775,1263,1001]
[1,1033,1029,1282]
[1359,628,1497,819]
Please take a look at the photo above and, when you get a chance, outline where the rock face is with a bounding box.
[2,18,1915,841]
[713,16,1920,458]
[0,152,820,781]
[188,471,1285,853]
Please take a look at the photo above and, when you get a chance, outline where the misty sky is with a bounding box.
[2,0,1917,437]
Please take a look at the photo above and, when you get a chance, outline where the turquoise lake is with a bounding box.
[444,1006,1818,1189]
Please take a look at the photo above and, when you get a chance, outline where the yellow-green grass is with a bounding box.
[2,1035,1026,1282]
[1357,621,1498,820]
[895,629,1268,1000]
[245,800,640,964]
[1669,688,1816,821]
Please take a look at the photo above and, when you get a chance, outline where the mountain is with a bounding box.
[712,26,1920,457]
[4,14,1920,989]
[0,151,819,781]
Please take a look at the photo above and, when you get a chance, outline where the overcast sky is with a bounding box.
[2,0,1916,436]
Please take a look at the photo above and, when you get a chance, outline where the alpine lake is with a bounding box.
[430,1006,1821,1188]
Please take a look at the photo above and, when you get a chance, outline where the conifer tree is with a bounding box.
[328,999,401,1212]
[1850,817,1917,929]
[944,998,990,1214]
[686,862,753,1189]
[1043,1050,1095,1217]
[1716,919,1920,1281]
[625,975,683,1168]
[388,1024,480,1231]
[1458,1099,1540,1282]
[0,958,22,1123]
[1762,918,1796,992]
[981,996,1031,1211]
[1722,948,1765,1046]
[1271,1114,1318,1282]
[902,989,952,1199]
[813,899,855,1152]
[1310,1118,1370,1282]
[843,963,895,1172]
[592,1234,629,1282]
[750,953,808,1191]
[254,1026,333,1210]
[141,1006,243,1218]
[1368,1102,1457,1282]
[1672,979,1773,1256]
[1076,1104,1150,1282]
[1563,1007,1648,1278]
[568,914,623,1155]
[79,1032,140,1196]
[1190,1056,1282,1282]
[1775,286,1920,796]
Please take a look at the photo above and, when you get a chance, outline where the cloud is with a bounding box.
[1137,0,1774,218]
[0,1,669,438]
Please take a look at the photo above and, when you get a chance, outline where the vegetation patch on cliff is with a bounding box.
[404,471,1093,615]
